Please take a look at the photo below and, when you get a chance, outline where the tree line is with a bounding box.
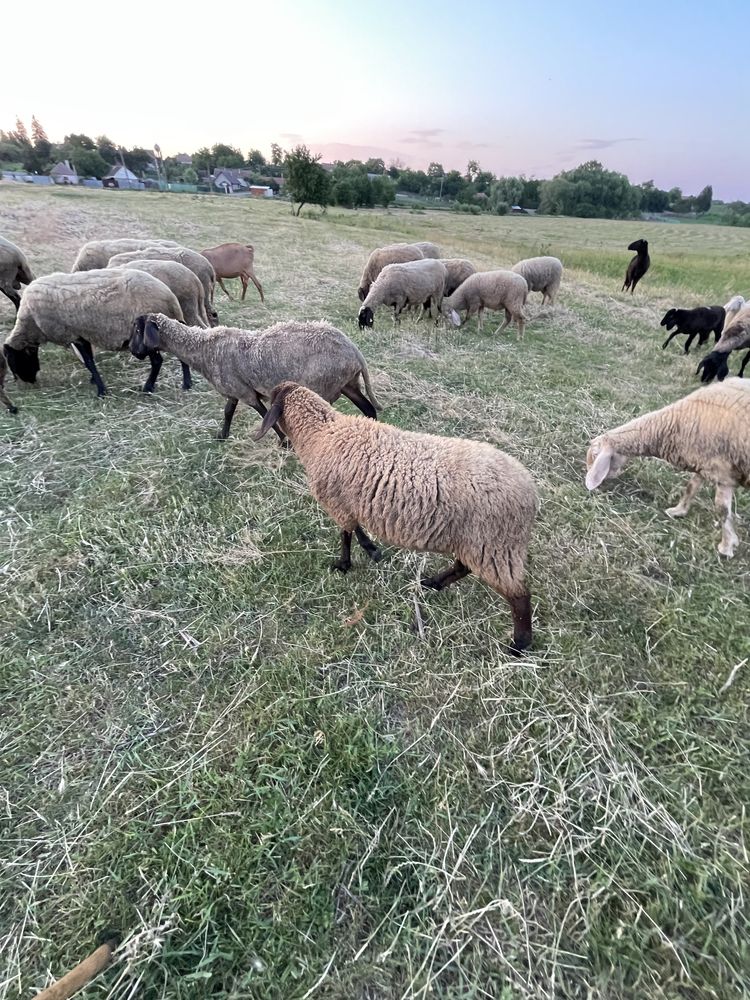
[1,118,732,221]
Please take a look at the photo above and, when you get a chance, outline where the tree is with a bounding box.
[693,185,713,214]
[64,133,95,150]
[284,145,330,215]
[638,180,669,213]
[13,117,29,145]
[427,162,444,178]
[211,143,244,168]
[0,139,24,163]
[246,148,267,172]
[364,157,385,175]
[270,142,283,166]
[371,175,395,208]
[465,160,479,183]
[123,147,154,176]
[31,116,48,143]
[333,177,355,208]
[71,147,108,178]
[192,147,212,174]
[182,167,198,185]
[538,161,639,219]
[96,135,118,164]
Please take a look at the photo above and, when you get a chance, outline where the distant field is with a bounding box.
[1,186,749,1000]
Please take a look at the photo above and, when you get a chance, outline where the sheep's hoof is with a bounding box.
[216,431,229,441]
[182,381,193,391]
[717,541,737,558]
[279,438,292,450]
[420,576,443,591]
[330,559,351,574]
[141,384,155,394]
[367,548,383,563]
[665,505,688,519]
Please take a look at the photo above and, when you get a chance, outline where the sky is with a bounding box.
[3,0,747,199]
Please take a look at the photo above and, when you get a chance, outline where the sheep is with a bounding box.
[722,294,746,331]
[107,246,217,315]
[585,378,750,557]
[71,238,180,272]
[660,306,725,354]
[0,349,17,413]
[252,381,538,653]
[440,270,528,338]
[200,243,264,303]
[411,241,441,259]
[2,270,185,398]
[130,315,382,440]
[511,256,563,305]
[622,238,650,294]
[357,244,426,301]
[0,235,35,312]
[358,259,446,330]
[696,307,750,382]
[109,258,214,335]
[440,258,477,298]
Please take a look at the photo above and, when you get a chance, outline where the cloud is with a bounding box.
[279,132,303,141]
[456,140,492,150]
[398,128,446,146]
[575,137,643,151]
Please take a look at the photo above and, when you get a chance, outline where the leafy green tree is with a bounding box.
[31,116,48,143]
[270,143,283,166]
[246,148,267,171]
[96,135,118,164]
[667,187,682,209]
[71,147,108,178]
[371,175,395,208]
[182,167,198,185]
[123,147,154,176]
[211,143,244,168]
[284,145,330,215]
[427,162,444,178]
[364,157,385,174]
[0,139,24,163]
[521,177,541,209]
[192,147,212,174]
[638,180,669,213]
[333,177,355,208]
[491,176,524,208]
[13,118,29,145]
[693,185,712,214]
[465,159,479,182]
[538,161,638,219]
[64,133,95,150]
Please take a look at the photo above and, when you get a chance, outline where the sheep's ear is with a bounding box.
[143,318,161,350]
[357,287,366,302]
[253,384,292,441]
[585,446,614,490]
[450,309,461,327]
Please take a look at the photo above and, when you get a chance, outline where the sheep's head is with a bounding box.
[439,304,461,328]
[209,308,219,327]
[130,315,161,358]
[660,309,677,330]
[696,351,730,383]
[3,344,39,383]
[357,286,368,302]
[585,438,629,490]
[628,239,648,253]
[358,306,374,330]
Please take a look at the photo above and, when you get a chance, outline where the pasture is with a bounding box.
[1,186,749,999]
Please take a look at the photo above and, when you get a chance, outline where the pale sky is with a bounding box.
[3,0,747,199]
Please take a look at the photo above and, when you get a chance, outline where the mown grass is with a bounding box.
[1,186,749,999]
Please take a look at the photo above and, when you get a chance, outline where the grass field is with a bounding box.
[1,186,749,1000]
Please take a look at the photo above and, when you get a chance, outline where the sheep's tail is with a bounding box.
[359,363,382,411]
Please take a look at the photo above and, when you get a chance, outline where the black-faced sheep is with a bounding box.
[660,306,725,354]
[622,239,650,294]
[358,259,446,330]
[253,381,538,653]
[696,307,750,382]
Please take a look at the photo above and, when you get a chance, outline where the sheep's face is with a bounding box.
[628,239,648,253]
[660,309,677,330]
[358,307,374,330]
[3,344,39,383]
[585,439,629,490]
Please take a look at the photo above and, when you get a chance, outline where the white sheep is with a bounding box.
[511,256,562,305]
[108,258,214,330]
[71,238,179,272]
[722,295,746,332]
[253,381,538,653]
[441,270,528,338]
[585,378,750,557]
[108,247,217,312]
[0,235,35,312]
[358,259,446,329]
[357,243,426,301]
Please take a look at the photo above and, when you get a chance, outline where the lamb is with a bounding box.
[130,315,381,440]
[0,350,17,413]
[440,258,477,298]
[440,270,528,338]
[585,378,750,557]
[108,246,217,313]
[252,381,538,653]
[622,238,650,294]
[358,258,446,329]
[511,256,563,305]
[109,258,214,333]
[200,243,264,303]
[695,307,750,382]
[357,244,426,301]
[2,270,185,398]
[722,294,746,331]
[660,306,725,354]
[0,235,35,312]
[71,238,179,272]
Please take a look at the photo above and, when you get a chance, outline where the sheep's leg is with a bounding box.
[713,329,722,344]
[180,363,192,391]
[421,560,470,591]
[217,397,239,439]
[661,330,681,350]
[516,314,525,340]
[715,486,738,558]
[507,590,533,654]
[355,526,382,562]
[248,271,264,303]
[494,309,512,335]
[72,339,107,397]
[684,332,698,354]
[1,288,21,312]
[217,277,233,300]
[341,384,377,419]
[141,349,164,393]
[331,530,353,573]
[476,308,484,331]
[739,350,750,377]
[666,474,703,518]
[240,276,248,301]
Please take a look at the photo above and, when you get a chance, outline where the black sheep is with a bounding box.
[622,239,650,294]
[660,306,725,354]
[696,319,750,382]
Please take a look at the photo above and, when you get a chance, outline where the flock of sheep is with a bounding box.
[1,229,749,653]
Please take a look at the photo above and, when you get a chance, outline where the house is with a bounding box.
[174,153,192,165]
[248,185,274,198]
[212,168,249,194]
[49,160,78,185]
[103,164,143,190]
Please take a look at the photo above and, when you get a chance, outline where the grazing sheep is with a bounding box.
[253,381,538,653]
[108,246,217,313]
[200,243,264,303]
[130,315,381,440]
[660,306,725,354]
[0,235,35,312]
[3,270,185,397]
[511,256,563,305]
[585,378,750,557]
[440,258,477,297]
[411,241,441,259]
[696,307,750,382]
[357,244,426,301]
[71,238,179,272]
[0,350,17,413]
[622,238,650,294]
[109,258,213,333]
[441,270,528,338]
[722,294,746,331]
[358,259,446,330]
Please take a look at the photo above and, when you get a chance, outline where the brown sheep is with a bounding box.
[200,243,264,302]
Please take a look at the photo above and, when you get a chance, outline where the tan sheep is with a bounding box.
[585,378,750,557]
[358,259,446,329]
[107,246,217,313]
[511,256,563,305]
[440,258,477,297]
[200,243,264,303]
[71,238,179,272]
[441,270,528,338]
[108,258,213,329]
[357,244,425,301]
[253,381,538,653]
[0,235,35,312]
[0,349,17,413]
